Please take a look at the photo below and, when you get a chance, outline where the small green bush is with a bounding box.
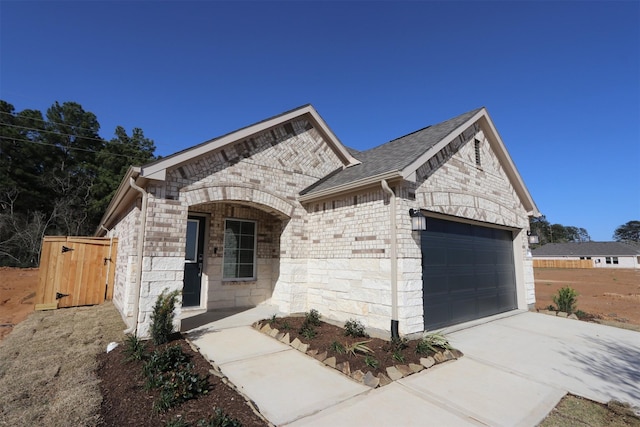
[143,345,209,412]
[552,286,578,314]
[392,350,405,363]
[123,334,148,361]
[364,355,379,369]
[330,340,345,354]
[416,331,452,355]
[344,318,369,338]
[150,289,181,345]
[304,309,321,326]
[387,336,408,353]
[298,309,321,339]
[300,326,317,340]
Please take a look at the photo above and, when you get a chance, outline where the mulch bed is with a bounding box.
[261,316,456,379]
[97,336,268,427]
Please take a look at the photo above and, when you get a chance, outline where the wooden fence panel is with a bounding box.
[533,259,593,269]
[36,236,118,310]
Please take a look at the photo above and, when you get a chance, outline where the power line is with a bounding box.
[0,135,141,159]
[0,110,148,142]
[1,122,108,146]
[0,109,109,136]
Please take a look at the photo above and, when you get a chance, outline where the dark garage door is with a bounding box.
[422,217,517,330]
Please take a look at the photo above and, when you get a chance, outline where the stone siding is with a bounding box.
[109,202,140,328]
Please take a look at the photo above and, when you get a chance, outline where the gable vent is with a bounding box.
[474,139,482,167]
[284,122,295,135]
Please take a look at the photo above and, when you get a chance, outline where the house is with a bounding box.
[532,242,640,269]
[97,105,540,338]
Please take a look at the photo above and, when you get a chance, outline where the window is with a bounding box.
[612,257,619,265]
[474,139,482,167]
[185,219,199,261]
[605,257,612,264]
[579,256,592,260]
[223,219,256,280]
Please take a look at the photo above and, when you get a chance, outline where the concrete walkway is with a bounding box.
[187,308,640,426]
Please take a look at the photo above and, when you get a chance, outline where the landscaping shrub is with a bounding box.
[344,340,373,357]
[298,309,321,339]
[416,331,452,355]
[304,309,321,326]
[364,355,379,369]
[151,289,181,345]
[330,340,345,354]
[198,408,244,427]
[143,345,209,412]
[344,318,369,338]
[553,286,578,314]
[123,334,148,361]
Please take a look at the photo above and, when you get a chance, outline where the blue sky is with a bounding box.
[1,1,638,241]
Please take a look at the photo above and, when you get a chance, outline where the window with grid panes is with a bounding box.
[223,219,256,279]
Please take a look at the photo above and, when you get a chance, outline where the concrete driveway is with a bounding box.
[187,309,640,426]
[447,311,640,407]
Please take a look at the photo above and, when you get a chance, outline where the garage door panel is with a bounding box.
[422,217,517,330]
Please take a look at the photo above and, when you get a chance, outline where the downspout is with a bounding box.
[124,177,148,335]
[99,225,114,301]
[381,180,399,340]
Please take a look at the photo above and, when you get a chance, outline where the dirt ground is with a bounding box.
[535,268,640,326]
[0,267,38,341]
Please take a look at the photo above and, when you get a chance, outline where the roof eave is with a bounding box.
[95,166,142,236]
[298,170,403,203]
[400,108,540,217]
[139,105,360,181]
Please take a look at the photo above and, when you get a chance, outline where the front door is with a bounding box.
[183,216,206,307]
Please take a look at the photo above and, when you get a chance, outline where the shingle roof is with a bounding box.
[301,107,483,195]
[532,242,640,257]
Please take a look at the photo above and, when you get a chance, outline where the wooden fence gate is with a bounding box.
[35,236,118,310]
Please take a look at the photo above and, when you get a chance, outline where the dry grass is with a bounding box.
[540,395,640,427]
[0,302,125,427]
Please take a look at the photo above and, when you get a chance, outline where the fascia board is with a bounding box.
[305,107,361,167]
[140,105,360,181]
[401,109,486,181]
[95,166,141,235]
[401,108,540,217]
[298,170,402,203]
[478,112,540,217]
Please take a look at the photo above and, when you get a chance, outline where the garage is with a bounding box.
[422,217,517,330]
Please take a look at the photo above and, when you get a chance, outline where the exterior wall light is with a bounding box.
[409,209,427,231]
[527,230,539,245]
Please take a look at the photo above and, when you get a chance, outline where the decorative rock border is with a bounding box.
[537,309,579,320]
[252,321,462,388]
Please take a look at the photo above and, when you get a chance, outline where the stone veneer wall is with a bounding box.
[109,202,140,328]
[134,192,188,337]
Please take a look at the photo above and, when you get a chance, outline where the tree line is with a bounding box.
[529,216,639,246]
[0,100,157,266]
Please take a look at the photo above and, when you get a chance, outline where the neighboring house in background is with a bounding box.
[97,105,540,338]
[532,242,640,269]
